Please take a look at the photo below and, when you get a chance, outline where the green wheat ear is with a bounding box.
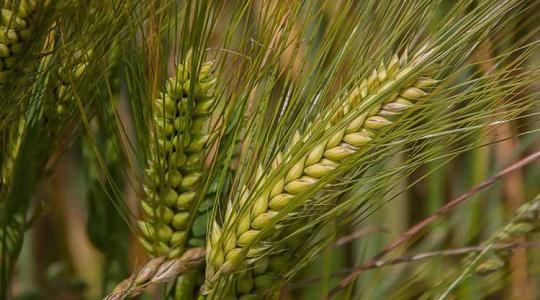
[203,49,438,294]
[138,55,217,259]
[0,0,38,86]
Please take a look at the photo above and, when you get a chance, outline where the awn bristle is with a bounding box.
[203,50,438,293]
[138,57,216,258]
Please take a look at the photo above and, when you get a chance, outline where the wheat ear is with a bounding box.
[0,0,38,86]
[204,49,437,293]
[103,247,206,300]
[138,57,216,258]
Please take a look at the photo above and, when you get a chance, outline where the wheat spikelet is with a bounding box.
[203,49,438,293]
[0,0,38,86]
[138,56,216,258]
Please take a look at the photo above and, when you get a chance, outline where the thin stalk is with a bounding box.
[329,150,540,298]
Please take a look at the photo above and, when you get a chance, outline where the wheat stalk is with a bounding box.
[0,0,38,86]
[328,152,540,296]
[103,247,206,300]
[138,56,216,258]
[203,48,438,293]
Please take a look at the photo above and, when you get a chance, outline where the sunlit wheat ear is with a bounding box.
[0,0,39,86]
[203,49,438,293]
[138,56,216,259]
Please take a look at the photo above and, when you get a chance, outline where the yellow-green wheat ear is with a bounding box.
[138,58,216,259]
[203,50,438,294]
[0,0,38,86]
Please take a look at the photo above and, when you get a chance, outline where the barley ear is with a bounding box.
[204,49,438,293]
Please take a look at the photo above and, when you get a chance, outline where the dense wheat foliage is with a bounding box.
[0,0,539,299]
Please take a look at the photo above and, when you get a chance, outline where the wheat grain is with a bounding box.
[203,50,438,293]
[0,0,38,86]
[138,57,216,258]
